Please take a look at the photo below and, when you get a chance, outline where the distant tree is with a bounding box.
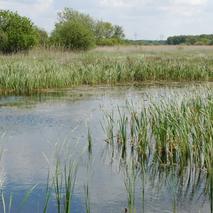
[53,21,95,50]
[209,40,213,45]
[50,8,125,48]
[167,34,213,45]
[113,25,125,39]
[95,21,125,45]
[95,21,114,39]
[35,27,49,47]
[57,8,95,29]
[51,8,95,50]
[0,10,38,53]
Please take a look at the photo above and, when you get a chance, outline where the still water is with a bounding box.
[0,84,212,213]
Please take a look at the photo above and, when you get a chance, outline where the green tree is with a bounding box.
[58,8,95,29]
[51,8,95,50]
[0,29,7,51]
[35,27,49,47]
[95,21,114,39]
[167,34,213,45]
[113,25,125,39]
[0,10,38,53]
[95,21,125,45]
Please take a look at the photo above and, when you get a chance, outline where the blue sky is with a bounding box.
[0,0,212,39]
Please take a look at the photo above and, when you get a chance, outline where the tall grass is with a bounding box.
[123,158,139,213]
[0,160,77,213]
[102,89,213,211]
[104,91,213,172]
[0,47,213,95]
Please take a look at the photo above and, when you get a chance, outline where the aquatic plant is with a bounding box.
[123,159,139,213]
[102,89,213,212]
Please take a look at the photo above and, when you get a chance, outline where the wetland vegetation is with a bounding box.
[102,87,213,212]
[0,45,213,95]
[0,85,213,212]
[0,7,213,213]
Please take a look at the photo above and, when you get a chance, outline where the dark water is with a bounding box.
[0,85,212,213]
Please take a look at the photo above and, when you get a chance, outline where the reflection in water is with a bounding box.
[85,153,211,213]
[0,84,212,212]
[102,86,213,213]
[104,144,212,213]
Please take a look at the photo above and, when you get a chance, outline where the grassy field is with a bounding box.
[0,45,213,95]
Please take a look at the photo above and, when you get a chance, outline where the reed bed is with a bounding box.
[0,47,213,95]
[104,89,213,170]
[102,89,213,212]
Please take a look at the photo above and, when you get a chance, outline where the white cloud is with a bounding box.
[0,0,54,14]
[153,0,208,17]
[99,0,207,11]
[100,0,146,8]
[0,0,212,39]
[174,0,207,6]
[33,0,54,13]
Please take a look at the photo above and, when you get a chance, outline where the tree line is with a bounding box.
[125,39,166,45]
[167,35,213,45]
[0,8,125,53]
[1,8,213,54]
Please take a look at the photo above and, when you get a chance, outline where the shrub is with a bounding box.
[0,29,8,51]
[0,10,38,53]
[51,8,95,50]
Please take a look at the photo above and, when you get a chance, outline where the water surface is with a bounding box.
[0,84,212,213]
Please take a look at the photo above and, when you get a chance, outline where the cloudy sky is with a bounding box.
[0,0,212,39]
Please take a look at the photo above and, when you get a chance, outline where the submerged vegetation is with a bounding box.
[0,46,213,95]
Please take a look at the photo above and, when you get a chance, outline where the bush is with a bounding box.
[0,29,8,51]
[51,8,95,50]
[209,40,213,45]
[0,10,38,53]
[51,21,95,50]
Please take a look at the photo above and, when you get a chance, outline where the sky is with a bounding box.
[0,0,212,40]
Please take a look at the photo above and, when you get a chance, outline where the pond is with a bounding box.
[0,84,212,213]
